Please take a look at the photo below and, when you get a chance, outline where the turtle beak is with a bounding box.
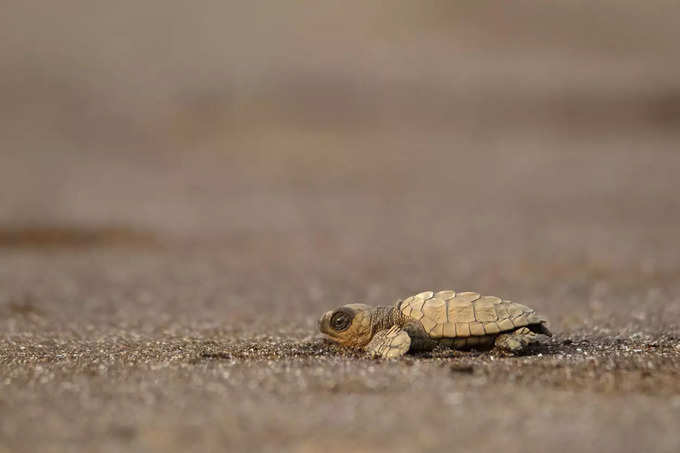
[318,310,338,340]
[318,311,331,332]
[318,332,335,343]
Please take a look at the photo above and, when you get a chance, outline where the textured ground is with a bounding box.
[2,141,680,453]
[2,2,680,452]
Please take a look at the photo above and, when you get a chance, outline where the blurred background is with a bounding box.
[2,0,680,325]
[1,2,680,452]
[2,1,679,326]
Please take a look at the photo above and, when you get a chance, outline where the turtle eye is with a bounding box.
[330,310,352,332]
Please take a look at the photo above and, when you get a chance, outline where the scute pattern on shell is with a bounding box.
[399,290,545,339]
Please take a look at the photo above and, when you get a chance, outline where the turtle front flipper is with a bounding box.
[365,326,411,359]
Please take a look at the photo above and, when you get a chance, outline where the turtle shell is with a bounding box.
[398,290,548,339]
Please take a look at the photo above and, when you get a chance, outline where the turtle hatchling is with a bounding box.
[319,290,552,358]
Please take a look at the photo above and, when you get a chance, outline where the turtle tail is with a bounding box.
[528,322,553,337]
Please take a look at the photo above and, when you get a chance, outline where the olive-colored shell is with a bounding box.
[398,290,546,339]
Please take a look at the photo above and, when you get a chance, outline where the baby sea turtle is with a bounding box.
[319,290,552,358]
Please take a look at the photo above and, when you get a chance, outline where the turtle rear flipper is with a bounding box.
[494,327,539,355]
[365,326,411,359]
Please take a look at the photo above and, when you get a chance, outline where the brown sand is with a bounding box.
[2,2,680,452]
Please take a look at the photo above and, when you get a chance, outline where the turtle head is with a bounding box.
[319,303,374,348]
